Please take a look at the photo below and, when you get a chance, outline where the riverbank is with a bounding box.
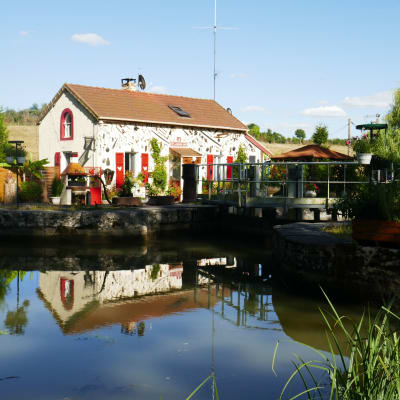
[272,222,400,301]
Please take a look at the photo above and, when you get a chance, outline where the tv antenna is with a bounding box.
[193,0,237,100]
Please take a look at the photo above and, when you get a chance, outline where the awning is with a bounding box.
[170,147,201,157]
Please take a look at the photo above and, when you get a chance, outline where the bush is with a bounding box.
[19,181,43,202]
[50,177,63,197]
[312,124,329,146]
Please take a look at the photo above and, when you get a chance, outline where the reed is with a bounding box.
[273,290,400,400]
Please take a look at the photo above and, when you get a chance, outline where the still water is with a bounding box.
[0,237,362,400]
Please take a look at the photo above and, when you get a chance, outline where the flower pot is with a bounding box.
[353,219,400,246]
[5,156,14,164]
[49,196,61,205]
[267,186,280,197]
[112,196,143,206]
[305,190,317,198]
[357,153,372,165]
[17,156,25,164]
[147,195,175,206]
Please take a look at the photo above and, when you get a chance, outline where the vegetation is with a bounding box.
[2,103,46,125]
[274,291,400,400]
[22,158,49,180]
[0,109,9,162]
[19,181,43,202]
[146,139,168,195]
[352,135,372,154]
[295,129,306,143]
[334,181,400,221]
[323,224,352,238]
[51,177,63,197]
[118,171,134,197]
[312,124,329,146]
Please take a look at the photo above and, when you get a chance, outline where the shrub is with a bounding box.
[50,177,63,197]
[147,139,168,195]
[334,181,400,221]
[312,124,329,146]
[118,171,134,197]
[19,181,43,202]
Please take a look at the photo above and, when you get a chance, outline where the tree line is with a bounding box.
[1,103,47,125]
[247,123,348,146]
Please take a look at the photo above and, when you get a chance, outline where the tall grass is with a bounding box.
[273,290,400,400]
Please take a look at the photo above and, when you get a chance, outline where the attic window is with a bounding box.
[168,105,191,118]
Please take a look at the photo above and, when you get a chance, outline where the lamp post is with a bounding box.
[8,140,25,205]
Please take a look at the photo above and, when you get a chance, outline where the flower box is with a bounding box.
[147,195,175,206]
[112,197,142,206]
[352,220,400,246]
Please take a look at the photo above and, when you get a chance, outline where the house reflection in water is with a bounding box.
[37,264,218,335]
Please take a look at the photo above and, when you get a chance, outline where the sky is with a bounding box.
[1,0,399,139]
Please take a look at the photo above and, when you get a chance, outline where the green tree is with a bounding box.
[148,139,167,195]
[312,124,329,146]
[386,89,400,130]
[247,123,260,136]
[235,145,248,164]
[294,128,306,143]
[0,108,9,162]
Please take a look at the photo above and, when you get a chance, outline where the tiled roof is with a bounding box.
[244,134,272,155]
[271,144,353,160]
[57,84,247,131]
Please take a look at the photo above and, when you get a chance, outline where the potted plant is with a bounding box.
[50,176,63,205]
[334,181,400,246]
[146,139,175,205]
[305,182,319,198]
[352,134,373,164]
[112,171,143,206]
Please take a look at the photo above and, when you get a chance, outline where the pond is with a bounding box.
[0,236,365,400]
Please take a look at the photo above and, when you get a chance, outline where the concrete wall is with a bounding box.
[38,91,96,172]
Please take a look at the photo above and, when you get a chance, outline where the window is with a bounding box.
[60,108,74,140]
[125,152,136,173]
[168,105,191,118]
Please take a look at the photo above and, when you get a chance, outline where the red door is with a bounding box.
[207,154,214,180]
[227,156,233,180]
[141,153,149,183]
[90,187,102,205]
[116,152,124,188]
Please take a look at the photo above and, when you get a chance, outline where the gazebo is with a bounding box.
[271,144,353,161]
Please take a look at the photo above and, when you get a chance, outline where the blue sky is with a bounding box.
[1,0,399,139]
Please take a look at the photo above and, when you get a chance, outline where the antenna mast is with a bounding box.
[213,0,217,100]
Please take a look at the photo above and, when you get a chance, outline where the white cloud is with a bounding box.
[71,33,110,46]
[300,105,346,117]
[342,90,393,108]
[241,105,267,112]
[229,73,247,79]
[149,85,167,94]
[19,30,29,36]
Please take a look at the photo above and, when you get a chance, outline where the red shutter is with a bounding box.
[141,153,149,183]
[55,152,61,166]
[115,152,124,188]
[207,154,214,180]
[227,156,233,180]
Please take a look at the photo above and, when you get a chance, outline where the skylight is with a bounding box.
[168,105,191,118]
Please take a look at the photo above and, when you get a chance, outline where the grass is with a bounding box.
[273,289,400,400]
[323,224,352,239]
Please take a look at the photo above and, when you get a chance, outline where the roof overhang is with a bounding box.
[170,147,202,157]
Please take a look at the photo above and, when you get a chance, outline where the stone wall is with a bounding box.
[0,205,219,242]
[272,222,400,302]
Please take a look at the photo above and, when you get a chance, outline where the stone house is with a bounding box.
[38,82,271,196]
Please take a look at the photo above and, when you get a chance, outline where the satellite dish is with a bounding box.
[138,75,146,91]
[226,107,232,114]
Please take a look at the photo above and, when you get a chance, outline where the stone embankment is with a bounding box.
[0,205,219,242]
[272,222,400,301]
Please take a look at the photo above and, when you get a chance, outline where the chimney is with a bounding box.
[121,78,137,91]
